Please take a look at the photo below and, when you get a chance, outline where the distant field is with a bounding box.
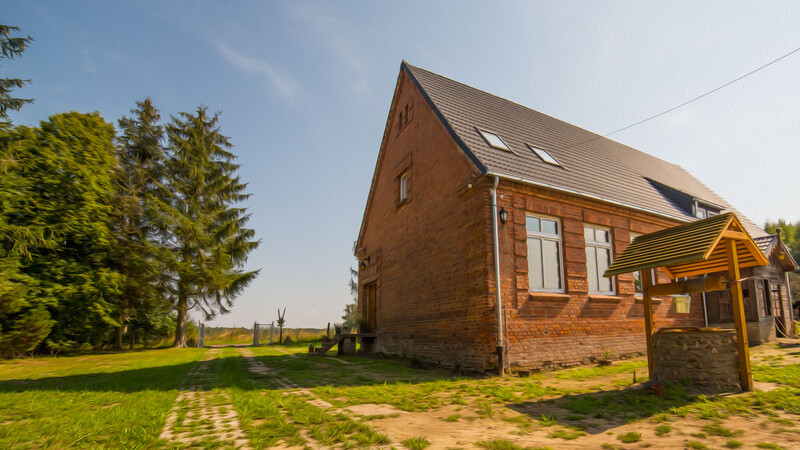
[202,327,326,345]
[2,340,799,448]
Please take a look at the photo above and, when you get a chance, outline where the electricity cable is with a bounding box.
[554,45,800,152]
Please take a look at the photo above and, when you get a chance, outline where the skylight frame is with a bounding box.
[527,144,562,167]
[476,128,513,152]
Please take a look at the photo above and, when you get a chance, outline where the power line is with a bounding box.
[603,45,800,137]
[556,45,800,152]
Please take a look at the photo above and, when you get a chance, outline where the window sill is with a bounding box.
[528,291,571,301]
[589,294,624,303]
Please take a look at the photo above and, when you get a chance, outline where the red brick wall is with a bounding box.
[495,180,706,370]
[357,70,496,370]
[359,70,708,372]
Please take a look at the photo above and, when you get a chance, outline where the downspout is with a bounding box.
[490,176,505,376]
[786,272,795,332]
[702,292,709,327]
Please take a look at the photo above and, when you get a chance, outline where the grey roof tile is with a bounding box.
[404,62,766,237]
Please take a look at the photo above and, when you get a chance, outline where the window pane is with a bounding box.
[542,239,561,290]
[478,129,511,151]
[634,271,642,293]
[527,237,543,289]
[526,217,540,233]
[542,219,558,235]
[584,227,594,241]
[597,248,612,292]
[586,246,598,293]
[595,229,609,243]
[400,174,408,201]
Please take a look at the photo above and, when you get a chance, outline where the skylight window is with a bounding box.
[527,144,561,166]
[477,129,512,152]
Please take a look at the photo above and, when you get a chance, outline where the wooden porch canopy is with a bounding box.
[605,213,768,279]
[604,212,769,391]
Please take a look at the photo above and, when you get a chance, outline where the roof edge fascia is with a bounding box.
[487,171,692,225]
[402,62,488,174]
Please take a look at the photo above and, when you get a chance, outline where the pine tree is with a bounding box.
[164,107,259,347]
[0,25,33,120]
[112,99,169,349]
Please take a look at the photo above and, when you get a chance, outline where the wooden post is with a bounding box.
[642,269,656,377]
[726,239,753,391]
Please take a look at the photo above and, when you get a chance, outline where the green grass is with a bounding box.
[0,347,206,448]
[402,436,432,449]
[703,422,740,437]
[477,439,550,450]
[725,439,744,448]
[2,339,800,449]
[756,443,785,450]
[655,424,672,436]
[548,427,587,440]
[555,360,648,381]
[617,431,642,443]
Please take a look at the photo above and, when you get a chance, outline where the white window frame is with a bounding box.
[527,144,562,167]
[585,225,615,295]
[399,172,408,202]
[526,214,564,293]
[476,128,513,152]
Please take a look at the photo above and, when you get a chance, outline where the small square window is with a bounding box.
[399,173,408,202]
[527,144,561,166]
[477,128,512,152]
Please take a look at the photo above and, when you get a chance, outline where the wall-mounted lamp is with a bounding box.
[499,208,508,224]
[358,257,370,271]
[673,294,691,314]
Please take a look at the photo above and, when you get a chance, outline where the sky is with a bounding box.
[6,1,800,328]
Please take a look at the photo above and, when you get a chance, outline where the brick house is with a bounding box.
[354,62,796,372]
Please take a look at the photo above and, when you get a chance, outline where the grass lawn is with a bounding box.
[0,348,206,448]
[1,340,799,448]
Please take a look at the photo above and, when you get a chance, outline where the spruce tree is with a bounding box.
[112,99,169,349]
[0,25,33,119]
[164,107,259,347]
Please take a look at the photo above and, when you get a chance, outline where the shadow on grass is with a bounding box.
[0,350,462,394]
[507,381,698,435]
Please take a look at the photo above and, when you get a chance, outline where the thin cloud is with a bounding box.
[289,5,370,94]
[217,44,302,102]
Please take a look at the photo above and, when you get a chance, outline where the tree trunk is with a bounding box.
[129,327,135,350]
[173,295,187,348]
[115,312,124,350]
[279,326,283,345]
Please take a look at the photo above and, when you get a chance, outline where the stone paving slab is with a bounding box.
[160,348,250,449]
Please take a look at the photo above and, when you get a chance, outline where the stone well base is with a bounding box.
[652,327,740,392]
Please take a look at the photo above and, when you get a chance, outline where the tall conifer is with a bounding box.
[164,107,258,347]
[113,99,168,349]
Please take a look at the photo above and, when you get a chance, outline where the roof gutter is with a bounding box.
[490,176,505,376]
[485,171,693,225]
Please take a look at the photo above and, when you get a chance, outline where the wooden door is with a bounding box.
[364,283,377,333]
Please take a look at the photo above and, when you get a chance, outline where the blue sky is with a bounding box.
[6,1,800,328]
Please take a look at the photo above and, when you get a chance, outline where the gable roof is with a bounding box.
[754,235,799,271]
[403,62,766,237]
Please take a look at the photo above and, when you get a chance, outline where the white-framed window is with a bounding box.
[527,144,562,167]
[693,201,720,219]
[526,215,563,292]
[399,172,408,202]
[585,225,614,294]
[477,128,512,152]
